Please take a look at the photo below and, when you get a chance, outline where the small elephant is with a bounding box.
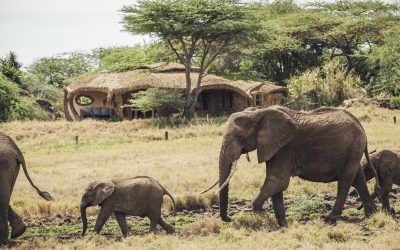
[81,176,175,237]
[362,149,400,213]
[0,132,53,245]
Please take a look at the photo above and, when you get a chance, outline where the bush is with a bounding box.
[127,88,185,115]
[389,96,400,109]
[286,59,360,110]
[0,73,47,122]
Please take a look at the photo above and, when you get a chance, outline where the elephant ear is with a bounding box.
[93,182,115,206]
[256,108,298,163]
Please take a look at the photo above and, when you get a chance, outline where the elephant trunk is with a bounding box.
[219,142,233,222]
[80,204,88,236]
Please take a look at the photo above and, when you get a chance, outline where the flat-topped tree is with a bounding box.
[121,0,258,119]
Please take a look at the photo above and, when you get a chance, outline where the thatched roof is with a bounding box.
[66,63,285,98]
[251,83,287,95]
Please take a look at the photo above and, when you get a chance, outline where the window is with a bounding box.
[75,95,94,106]
[255,94,263,106]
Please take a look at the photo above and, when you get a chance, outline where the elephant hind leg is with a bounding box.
[158,218,174,234]
[326,161,359,222]
[352,167,376,217]
[8,207,26,239]
[0,195,10,246]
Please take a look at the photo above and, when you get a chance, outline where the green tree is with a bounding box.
[27,52,92,87]
[93,43,176,72]
[0,51,23,86]
[121,0,258,118]
[368,25,400,97]
[313,0,400,78]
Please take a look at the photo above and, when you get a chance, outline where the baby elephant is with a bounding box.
[80,176,175,237]
[362,149,400,213]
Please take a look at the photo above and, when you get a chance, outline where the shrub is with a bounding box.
[389,96,400,109]
[127,88,185,116]
[286,59,360,109]
[182,217,222,236]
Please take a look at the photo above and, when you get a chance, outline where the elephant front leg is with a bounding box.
[252,174,290,212]
[271,191,287,227]
[94,206,113,235]
[115,212,128,237]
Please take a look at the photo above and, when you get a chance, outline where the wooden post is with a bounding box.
[75,135,79,145]
[134,109,138,119]
[394,116,397,124]
[165,131,169,140]
[152,109,155,118]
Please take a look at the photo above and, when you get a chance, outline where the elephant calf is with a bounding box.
[81,176,175,237]
[362,149,400,213]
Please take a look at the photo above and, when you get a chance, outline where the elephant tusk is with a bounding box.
[215,160,238,195]
[200,179,219,194]
[246,153,251,163]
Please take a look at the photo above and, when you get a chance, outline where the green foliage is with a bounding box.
[127,88,185,113]
[95,43,175,73]
[368,25,400,97]
[0,51,23,85]
[0,73,46,122]
[286,60,361,109]
[0,73,21,121]
[27,52,93,87]
[389,96,400,109]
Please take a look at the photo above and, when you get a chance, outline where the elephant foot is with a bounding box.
[165,226,175,234]
[321,214,345,225]
[252,201,264,214]
[221,216,232,222]
[10,220,26,239]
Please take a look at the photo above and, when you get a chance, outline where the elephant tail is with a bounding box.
[17,152,54,201]
[163,189,176,214]
[364,145,381,200]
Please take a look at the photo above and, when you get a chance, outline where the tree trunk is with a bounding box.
[183,61,193,120]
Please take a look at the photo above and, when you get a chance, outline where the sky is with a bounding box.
[0,0,148,67]
[0,0,398,67]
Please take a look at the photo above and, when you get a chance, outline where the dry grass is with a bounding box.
[0,105,399,249]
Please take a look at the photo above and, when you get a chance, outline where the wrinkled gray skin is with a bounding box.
[361,149,400,213]
[211,106,379,225]
[0,132,53,246]
[81,176,175,237]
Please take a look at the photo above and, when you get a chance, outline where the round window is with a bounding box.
[75,95,94,106]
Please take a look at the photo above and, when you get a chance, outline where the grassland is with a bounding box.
[0,105,399,249]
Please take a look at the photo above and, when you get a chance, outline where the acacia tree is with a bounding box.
[121,0,257,118]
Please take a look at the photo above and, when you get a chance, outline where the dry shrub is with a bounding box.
[182,217,222,236]
[232,214,275,231]
[174,193,218,211]
[367,212,397,229]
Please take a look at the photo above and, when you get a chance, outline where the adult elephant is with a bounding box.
[202,106,380,226]
[0,132,53,245]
